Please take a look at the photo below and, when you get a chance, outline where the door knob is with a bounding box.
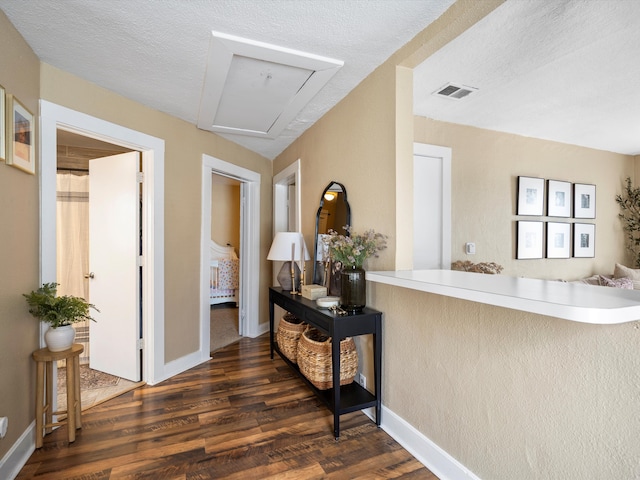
[84,272,95,279]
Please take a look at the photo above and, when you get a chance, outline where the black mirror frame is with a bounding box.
[313,181,351,285]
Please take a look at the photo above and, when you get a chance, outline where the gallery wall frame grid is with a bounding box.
[515,175,596,260]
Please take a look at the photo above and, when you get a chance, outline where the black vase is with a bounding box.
[340,266,366,312]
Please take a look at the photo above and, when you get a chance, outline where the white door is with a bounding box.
[89,152,141,381]
[413,144,452,269]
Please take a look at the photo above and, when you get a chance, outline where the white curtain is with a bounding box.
[56,172,90,364]
[56,172,89,298]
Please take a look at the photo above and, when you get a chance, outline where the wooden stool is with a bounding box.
[32,344,83,448]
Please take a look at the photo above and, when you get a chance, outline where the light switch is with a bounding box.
[465,242,476,255]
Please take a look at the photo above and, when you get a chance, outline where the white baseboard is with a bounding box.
[363,406,480,480]
[247,322,269,338]
[154,350,211,385]
[0,421,35,480]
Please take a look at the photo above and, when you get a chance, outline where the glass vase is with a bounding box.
[340,266,366,312]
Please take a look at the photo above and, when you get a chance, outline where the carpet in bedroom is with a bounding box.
[211,303,241,352]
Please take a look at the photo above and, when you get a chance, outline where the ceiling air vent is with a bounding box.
[433,83,477,100]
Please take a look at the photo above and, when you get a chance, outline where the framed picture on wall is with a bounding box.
[0,84,5,162]
[517,176,545,216]
[6,94,35,174]
[574,183,596,218]
[573,223,595,258]
[546,222,571,258]
[547,180,571,217]
[517,221,544,259]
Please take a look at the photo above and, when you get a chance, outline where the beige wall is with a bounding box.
[415,116,634,279]
[273,2,640,478]
[0,10,41,460]
[39,64,273,362]
[211,182,240,253]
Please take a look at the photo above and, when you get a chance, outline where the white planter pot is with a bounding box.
[44,324,76,352]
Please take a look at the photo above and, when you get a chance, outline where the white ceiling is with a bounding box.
[414,0,640,156]
[0,0,454,160]
[2,0,639,159]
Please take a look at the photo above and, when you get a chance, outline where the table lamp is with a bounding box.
[267,232,310,294]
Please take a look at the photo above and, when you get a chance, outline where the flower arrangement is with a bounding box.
[325,227,388,269]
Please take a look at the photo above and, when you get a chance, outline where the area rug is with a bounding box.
[57,366,144,412]
[57,365,120,391]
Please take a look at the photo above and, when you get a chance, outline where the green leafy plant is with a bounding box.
[23,282,98,328]
[615,177,640,267]
[325,227,388,268]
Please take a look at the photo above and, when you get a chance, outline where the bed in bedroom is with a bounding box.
[210,240,239,306]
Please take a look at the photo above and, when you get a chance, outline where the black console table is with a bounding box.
[269,287,382,439]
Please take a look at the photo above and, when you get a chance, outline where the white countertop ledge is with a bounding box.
[366,270,640,324]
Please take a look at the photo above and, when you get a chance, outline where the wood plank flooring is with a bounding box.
[18,335,437,479]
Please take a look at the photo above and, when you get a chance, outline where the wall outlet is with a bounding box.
[357,373,366,389]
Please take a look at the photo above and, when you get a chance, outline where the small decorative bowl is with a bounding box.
[316,296,340,308]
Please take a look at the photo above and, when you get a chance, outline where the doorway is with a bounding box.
[209,173,241,351]
[200,154,261,360]
[40,100,166,387]
[55,130,145,409]
[413,143,451,269]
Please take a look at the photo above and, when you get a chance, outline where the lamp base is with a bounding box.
[277,261,301,292]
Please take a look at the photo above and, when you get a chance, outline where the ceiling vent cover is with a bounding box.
[433,83,477,100]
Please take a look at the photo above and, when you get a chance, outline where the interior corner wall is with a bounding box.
[0,10,41,461]
[38,63,273,364]
[273,61,398,275]
[414,116,634,279]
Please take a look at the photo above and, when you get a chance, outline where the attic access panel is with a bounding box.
[198,31,343,139]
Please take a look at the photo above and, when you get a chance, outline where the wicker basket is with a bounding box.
[297,327,358,390]
[276,313,306,364]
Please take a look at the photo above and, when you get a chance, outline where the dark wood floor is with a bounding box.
[18,335,436,479]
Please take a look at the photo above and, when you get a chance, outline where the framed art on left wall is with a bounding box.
[6,94,35,174]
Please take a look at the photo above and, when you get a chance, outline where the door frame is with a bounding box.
[200,154,261,357]
[272,159,301,285]
[40,101,165,385]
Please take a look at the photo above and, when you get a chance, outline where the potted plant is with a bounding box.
[616,177,640,267]
[24,282,98,352]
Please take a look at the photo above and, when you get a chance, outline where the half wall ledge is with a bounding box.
[366,270,640,325]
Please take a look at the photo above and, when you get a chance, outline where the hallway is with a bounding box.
[19,335,435,479]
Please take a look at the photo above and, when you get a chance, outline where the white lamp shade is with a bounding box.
[267,232,311,261]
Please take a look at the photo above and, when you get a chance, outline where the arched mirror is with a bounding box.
[313,181,351,288]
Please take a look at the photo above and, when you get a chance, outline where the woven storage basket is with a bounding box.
[297,327,358,390]
[276,313,306,364]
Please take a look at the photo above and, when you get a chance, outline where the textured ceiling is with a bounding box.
[2,0,638,159]
[414,0,640,156]
[0,0,455,160]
